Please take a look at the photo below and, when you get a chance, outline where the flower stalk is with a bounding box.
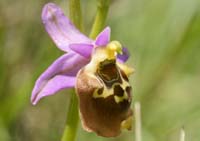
[69,0,83,31]
[90,0,111,39]
[61,91,79,141]
[61,0,82,140]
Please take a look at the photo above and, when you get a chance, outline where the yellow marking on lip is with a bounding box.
[93,83,114,98]
[113,75,131,103]
[93,72,131,103]
[85,41,123,74]
[85,40,132,101]
[114,93,128,103]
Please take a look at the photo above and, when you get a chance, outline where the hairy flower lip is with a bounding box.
[75,45,133,137]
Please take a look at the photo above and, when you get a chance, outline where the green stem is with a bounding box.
[61,0,82,140]
[61,91,79,141]
[69,0,83,31]
[89,0,111,39]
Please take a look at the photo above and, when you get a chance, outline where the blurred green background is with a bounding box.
[0,0,200,141]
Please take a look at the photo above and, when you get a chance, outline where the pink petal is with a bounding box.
[95,27,111,46]
[31,52,89,105]
[69,43,94,58]
[31,75,76,105]
[42,3,92,52]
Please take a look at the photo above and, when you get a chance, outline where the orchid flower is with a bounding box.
[31,3,134,137]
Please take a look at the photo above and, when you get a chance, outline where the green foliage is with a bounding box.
[0,0,200,141]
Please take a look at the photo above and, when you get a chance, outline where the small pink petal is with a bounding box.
[95,27,111,46]
[69,43,94,58]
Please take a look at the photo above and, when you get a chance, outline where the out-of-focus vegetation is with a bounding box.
[0,0,200,141]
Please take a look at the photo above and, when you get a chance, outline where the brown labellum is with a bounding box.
[75,58,133,137]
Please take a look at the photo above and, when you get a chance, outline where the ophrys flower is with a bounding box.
[31,3,134,137]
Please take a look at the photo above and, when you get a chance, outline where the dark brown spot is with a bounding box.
[97,59,122,88]
[119,99,131,111]
[98,59,118,81]
[114,85,124,97]
[97,87,104,95]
